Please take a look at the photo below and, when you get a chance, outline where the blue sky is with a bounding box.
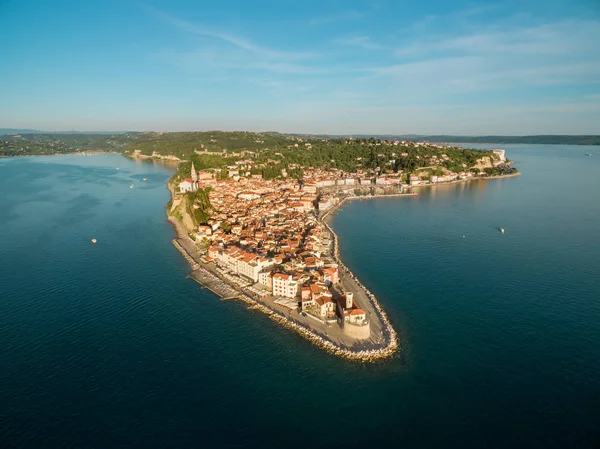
[1,0,599,134]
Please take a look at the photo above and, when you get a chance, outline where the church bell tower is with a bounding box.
[191,162,198,182]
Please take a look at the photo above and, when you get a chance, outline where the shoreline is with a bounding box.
[0,150,121,158]
[411,171,521,190]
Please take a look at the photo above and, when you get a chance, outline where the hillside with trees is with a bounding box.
[2,130,518,179]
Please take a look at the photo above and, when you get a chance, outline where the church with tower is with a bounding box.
[178,162,199,193]
[178,162,214,193]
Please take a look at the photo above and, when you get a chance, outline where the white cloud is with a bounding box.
[145,4,314,61]
[396,19,600,58]
[363,19,600,99]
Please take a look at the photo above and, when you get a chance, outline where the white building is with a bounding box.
[272,273,299,298]
[303,183,317,193]
[314,295,336,318]
[258,270,273,289]
[236,254,273,283]
[237,191,261,201]
[179,179,195,193]
[348,309,367,324]
[215,248,273,283]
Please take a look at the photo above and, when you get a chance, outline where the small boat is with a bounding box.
[500,228,505,234]
[91,238,97,244]
[116,167,119,170]
[585,153,592,156]
[143,178,148,181]
[130,184,134,188]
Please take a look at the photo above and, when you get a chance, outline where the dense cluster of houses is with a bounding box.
[177,163,367,325]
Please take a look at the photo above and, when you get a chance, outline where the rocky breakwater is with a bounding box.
[235,292,397,362]
[172,239,199,270]
[320,198,399,360]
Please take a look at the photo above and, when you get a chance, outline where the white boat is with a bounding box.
[143,178,148,181]
[91,238,97,244]
[500,228,505,234]
[130,184,134,188]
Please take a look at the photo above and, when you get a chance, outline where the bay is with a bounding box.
[1,146,599,448]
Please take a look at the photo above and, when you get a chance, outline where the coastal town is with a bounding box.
[164,137,517,360]
[171,161,386,353]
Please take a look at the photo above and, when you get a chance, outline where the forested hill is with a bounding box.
[0,133,138,156]
[3,129,597,159]
[127,132,518,181]
[2,130,520,178]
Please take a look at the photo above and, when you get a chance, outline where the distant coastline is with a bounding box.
[411,170,522,189]
[0,151,119,158]
[3,130,600,146]
[290,134,600,146]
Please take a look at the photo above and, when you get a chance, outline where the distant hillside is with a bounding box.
[405,135,600,145]
[0,133,138,156]
[339,135,600,145]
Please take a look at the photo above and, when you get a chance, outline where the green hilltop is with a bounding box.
[125,132,515,180]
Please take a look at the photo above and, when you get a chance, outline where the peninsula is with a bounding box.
[149,132,518,362]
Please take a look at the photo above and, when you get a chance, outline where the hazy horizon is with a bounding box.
[1,127,600,137]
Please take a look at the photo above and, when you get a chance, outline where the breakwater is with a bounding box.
[172,239,199,270]
[235,292,396,362]
[320,197,400,359]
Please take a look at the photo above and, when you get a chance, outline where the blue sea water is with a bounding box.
[1,147,599,448]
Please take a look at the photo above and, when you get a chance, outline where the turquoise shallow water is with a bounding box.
[1,147,600,448]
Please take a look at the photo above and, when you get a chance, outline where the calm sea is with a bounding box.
[1,147,599,448]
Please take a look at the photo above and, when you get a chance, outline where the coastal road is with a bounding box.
[337,268,387,347]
